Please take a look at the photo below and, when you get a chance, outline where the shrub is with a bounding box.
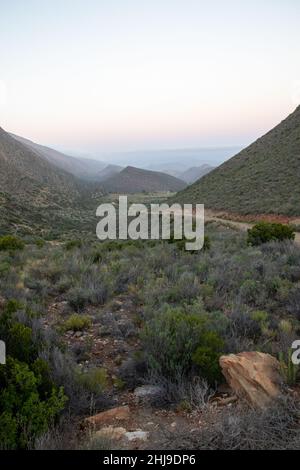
[64,239,82,251]
[0,301,67,449]
[192,330,224,383]
[141,306,223,382]
[0,357,67,449]
[62,314,91,332]
[163,396,300,450]
[35,238,46,248]
[78,367,107,394]
[0,235,25,251]
[247,222,295,246]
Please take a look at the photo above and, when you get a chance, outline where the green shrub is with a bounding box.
[64,239,82,251]
[168,235,210,252]
[192,330,224,383]
[0,235,25,251]
[0,300,67,449]
[0,357,67,449]
[63,314,91,332]
[78,367,107,394]
[35,238,46,248]
[247,222,295,246]
[141,306,223,382]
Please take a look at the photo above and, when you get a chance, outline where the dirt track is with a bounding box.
[205,210,300,245]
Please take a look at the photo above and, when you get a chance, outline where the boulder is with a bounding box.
[84,405,130,429]
[134,385,163,402]
[219,352,283,408]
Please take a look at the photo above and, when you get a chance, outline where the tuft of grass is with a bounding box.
[62,314,91,332]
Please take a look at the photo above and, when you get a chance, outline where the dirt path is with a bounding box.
[205,210,300,245]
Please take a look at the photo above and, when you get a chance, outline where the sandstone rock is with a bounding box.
[124,430,149,442]
[95,426,127,441]
[219,351,283,408]
[84,405,130,429]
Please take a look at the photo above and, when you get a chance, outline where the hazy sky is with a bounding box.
[0,0,300,155]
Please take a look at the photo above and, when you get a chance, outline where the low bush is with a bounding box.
[247,222,295,246]
[141,306,223,383]
[0,301,67,449]
[163,397,300,450]
[64,239,82,251]
[0,235,25,251]
[78,367,107,394]
[62,314,91,332]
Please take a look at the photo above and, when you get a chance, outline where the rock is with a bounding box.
[74,331,83,338]
[124,430,149,442]
[84,405,130,429]
[95,426,126,441]
[219,352,283,408]
[134,385,163,402]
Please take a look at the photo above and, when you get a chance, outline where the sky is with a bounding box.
[0,0,300,156]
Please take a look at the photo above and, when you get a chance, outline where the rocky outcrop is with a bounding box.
[219,352,283,408]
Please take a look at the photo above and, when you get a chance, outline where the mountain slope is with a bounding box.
[0,128,103,235]
[175,106,300,216]
[180,164,215,184]
[102,166,186,193]
[10,133,106,180]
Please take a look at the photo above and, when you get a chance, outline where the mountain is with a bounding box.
[175,106,300,216]
[102,166,187,193]
[97,164,123,181]
[100,147,242,169]
[10,133,107,180]
[0,128,103,235]
[180,164,215,184]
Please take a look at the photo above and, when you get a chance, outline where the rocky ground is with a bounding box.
[44,294,238,449]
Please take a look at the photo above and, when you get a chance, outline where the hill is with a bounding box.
[180,164,215,184]
[0,128,103,235]
[102,165,186,193]
[10,133,106,180]
[175,106,300,216]
[98,164,123,181]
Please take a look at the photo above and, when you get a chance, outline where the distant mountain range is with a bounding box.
[102,166,186,193]
[100,147,242,171]
[175,105,300,216]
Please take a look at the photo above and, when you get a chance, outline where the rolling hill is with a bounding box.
[175,105,300,216]
[102,166,186,193]
[10,133,107,180]
[180,164,215,184]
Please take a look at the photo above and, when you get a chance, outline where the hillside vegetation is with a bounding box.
[175,106,300,216]
[0,128,104,236]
